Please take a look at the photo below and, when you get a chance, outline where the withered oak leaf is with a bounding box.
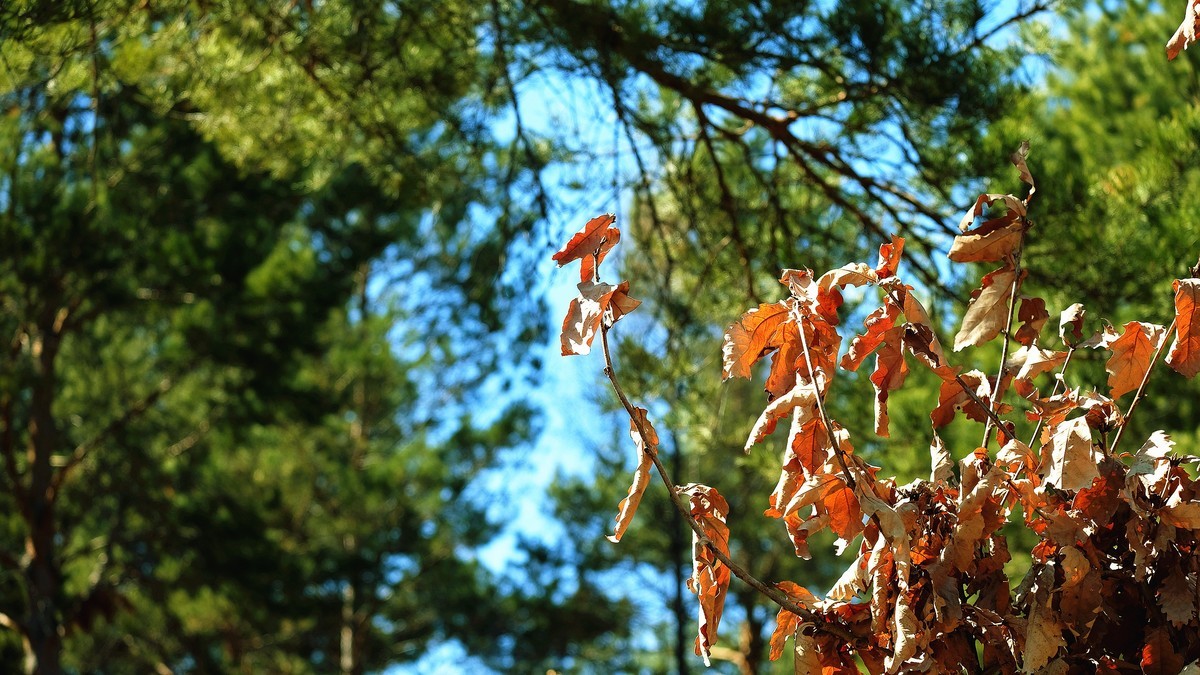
[559,280,640,356]
[1105,321,1167,399]
[1166,278,1200,378]
[551,213,620,282]
[680,484,732,667]
[953,265,1023,352]
[722,302,791,380]
[607,407,659,544]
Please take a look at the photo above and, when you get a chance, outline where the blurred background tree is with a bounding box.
[3,0,1200,673]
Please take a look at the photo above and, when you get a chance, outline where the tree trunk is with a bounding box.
[24,311,64,675]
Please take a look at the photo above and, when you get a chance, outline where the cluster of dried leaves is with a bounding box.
[553,141,1200,672]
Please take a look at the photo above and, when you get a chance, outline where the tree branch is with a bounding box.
[51,376,174,494]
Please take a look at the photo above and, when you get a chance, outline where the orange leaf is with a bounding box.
[790,417,831,476]
[841,303,900,372]
[722,302,791,380]
[680,484,732,668]
[768,581,819,661]
[875,235,905,279]
[607,408,658,543]
[552,213,620,282]
[765,322,803,399]
[1166,278,1200,377]
[1105,320,1167,399]
[953,265,1022,351]
[823,479,862,540]
[1141,625,1184,674]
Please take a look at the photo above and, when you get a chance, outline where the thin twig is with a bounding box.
[1026,346,1075,448]
[954,374,1009,434]
[983,248,1024,449]
[793,310,859,491]
[597,325,857,644]
[1109,319,1177,453]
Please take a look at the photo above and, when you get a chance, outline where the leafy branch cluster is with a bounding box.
[552,142,1200,673]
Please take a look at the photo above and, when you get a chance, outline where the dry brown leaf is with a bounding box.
[818,262,878,292]
[745,380,817,451]
[722,302,790,380]
[607,408,659,543]
[958,192,1027,232]
[1167,0,1200,60]
[930,369,992,429]
[792,626,824,674]
[949,217,1026,263]
[1022,600,1065,672]
[1142,625,1185,674]
[954,265,1022,352]
[1006,345,1067,383]
[680,484,731,667]
[768,581,820,662]
[1167,278,1200,377]
[875,235,905,279]
[551,213,619,282]
[1011,140,1036,197]
[930,432,953,484]
[870,329,909,438]
[842,303,901,372]
[1014,296,1049,346]
[1105,321,1167,399]
[1043,417,1100,492]
[560,280,637,356]
[1059,303,1086,346]
[1158,566,1196,627]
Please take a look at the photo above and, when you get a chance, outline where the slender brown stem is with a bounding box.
[792,310,860,491]
[954,374,1009,434]
[1109,319,1177,453]
[983,248,1023,449]
[597,325,856,644]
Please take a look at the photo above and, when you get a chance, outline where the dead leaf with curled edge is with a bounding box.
[1167,278,1200,377]
[954,265,1024,352]
[551,213,619,282]
[1014,296,1049,346]
[744,380,817,451]
[957,192,1027,232]
[768,581,820,662]
[607,407,659,543]
[949,217,1026,263]
[875,235,905,279]
[559,280,640,356]
[680,484,731,668]
[722,302,790,380]
[1167,0,1200,60]
[871,329,908,438]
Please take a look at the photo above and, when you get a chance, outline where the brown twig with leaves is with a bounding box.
[553,142,1200,672]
